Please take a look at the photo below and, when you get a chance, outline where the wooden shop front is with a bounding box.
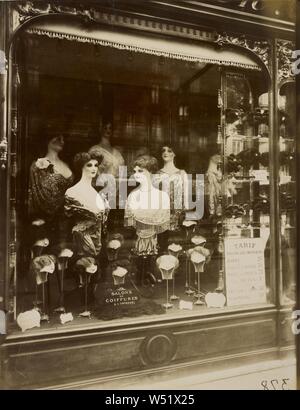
[0,1,296,389]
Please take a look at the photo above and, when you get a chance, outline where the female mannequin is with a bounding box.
[65,152,109,258]
[125,155,170,256]
[206,153,237,217]
[89,122,125,178]
[205,154,223,217]
[29,134,73,219]
[153,145,188,231]
[28,133,73,246]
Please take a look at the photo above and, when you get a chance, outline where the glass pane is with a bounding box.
[11,34,274,334]
[222,71,271,307]
[278,82,296,305]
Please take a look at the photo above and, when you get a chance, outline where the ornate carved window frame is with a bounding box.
[1,1,275,172]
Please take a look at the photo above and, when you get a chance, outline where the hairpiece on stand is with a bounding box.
[252,194,270,214]
[31,255,56,322]
[112,266,128,287]
[31,255,56,285]
[227,154,243,173]
[54,248,74,314]
[167,244,182,300]
[224,204,246,219]
[75,257,98,319]
[192,245,211,263]
[106,233,124,261]
[237,148,260,169]
[190,251,206,305]
[280,151,295,165]
[280,192,295,211]
[156,255,179,309]
[191,235,206,246]
[259,152,269,167]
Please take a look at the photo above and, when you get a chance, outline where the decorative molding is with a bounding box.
[140,333,177,366]
[14,1,216,42]
[215,32,271,71]
[276,40,295,84]
[25,27,259,70]
[13,2,270,72]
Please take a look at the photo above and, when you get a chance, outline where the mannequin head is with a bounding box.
[133,155,158,187]
[74,152,99,180]
[100,122,113,143]
[47,135,64,154]
[207,154,222,174]
[161,145,176,165]
[39,129,65,157]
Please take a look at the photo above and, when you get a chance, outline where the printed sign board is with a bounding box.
[225,238,267,306]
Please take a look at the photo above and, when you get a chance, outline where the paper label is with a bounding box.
[225,238,267,306]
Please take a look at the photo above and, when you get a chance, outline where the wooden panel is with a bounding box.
[279,309,296,346]
[5,337,143,387]
[1,310,281,388]
[174,319,276,361]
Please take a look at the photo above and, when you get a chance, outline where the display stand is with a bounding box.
[168,244,182,301]
[55,250,73,314]
[76,258,98,319]
[182,220,197,296]
[190,251,206,305]
[156,255,179,309]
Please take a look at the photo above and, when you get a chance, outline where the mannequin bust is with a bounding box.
[205,154,222,217]
[65,152,109,258]
[153,144,188,231]
[125,155,170,256]
[160,145,181,175]
[89,122,125,178]
[66,160,104,214]
[29,134,73,219]
[44,135,72,180]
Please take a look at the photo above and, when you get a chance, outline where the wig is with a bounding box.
[133,155,158,174]
[73,152,99,174]
[32,128,64,158]
[161,144,176,154]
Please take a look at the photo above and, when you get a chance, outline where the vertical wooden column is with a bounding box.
[296,0,300,389]
[268,39,281,309]
[0,1,8,321]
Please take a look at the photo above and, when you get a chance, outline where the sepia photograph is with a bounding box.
[0,0,299,392]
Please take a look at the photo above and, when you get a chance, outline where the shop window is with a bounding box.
[8,33,275,334]
[221,71,271,306]
[278,82,296,305]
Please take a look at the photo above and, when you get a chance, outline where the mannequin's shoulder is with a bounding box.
[127,187,139,200]
[112,147,125,162]
[65,183,79,198]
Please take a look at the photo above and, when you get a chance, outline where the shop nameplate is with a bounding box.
[104,287,140,308]
[225,238,267,306]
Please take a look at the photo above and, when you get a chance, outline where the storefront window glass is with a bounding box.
[8,32,274,332]
[278,82,296,305]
